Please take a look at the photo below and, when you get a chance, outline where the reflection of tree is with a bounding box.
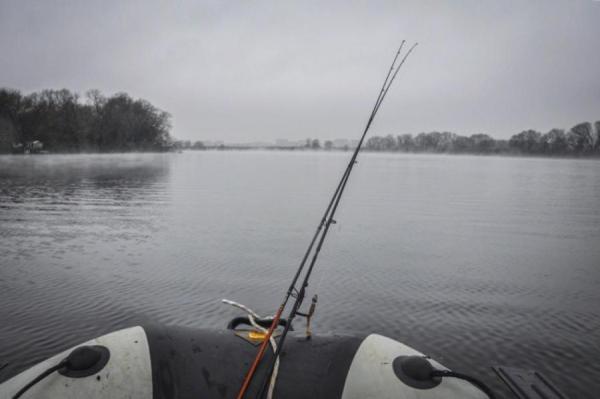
[0,155,171,205]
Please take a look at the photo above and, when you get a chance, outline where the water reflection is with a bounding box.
[0,153,170,201]
[1,152,599,399]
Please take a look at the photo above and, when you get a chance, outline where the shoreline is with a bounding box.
[2,147,599,160]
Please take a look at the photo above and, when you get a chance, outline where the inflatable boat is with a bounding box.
[2,323,496,399]
[0,319,569,399]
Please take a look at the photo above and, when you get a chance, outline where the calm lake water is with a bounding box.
[1,151,599,398]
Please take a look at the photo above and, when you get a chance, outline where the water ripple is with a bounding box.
[1,152,599,398]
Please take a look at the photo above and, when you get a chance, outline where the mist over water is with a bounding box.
[1,152,599,398]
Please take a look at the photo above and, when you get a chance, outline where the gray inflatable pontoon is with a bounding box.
[1,321,571,399]
[1,324,495,399]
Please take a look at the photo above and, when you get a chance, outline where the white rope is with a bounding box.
[222,299,262,320]
[222,299,280,399]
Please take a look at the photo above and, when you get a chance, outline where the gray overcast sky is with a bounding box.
[1,0,599,142]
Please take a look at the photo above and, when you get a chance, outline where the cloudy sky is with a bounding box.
[1,0,599,142]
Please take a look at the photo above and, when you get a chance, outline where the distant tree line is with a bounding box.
[306,138,321,149]
[174,138,327,151]
[0,88,172,153]
[364,122,600,156]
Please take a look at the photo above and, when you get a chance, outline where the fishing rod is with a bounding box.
[236,40,418,399]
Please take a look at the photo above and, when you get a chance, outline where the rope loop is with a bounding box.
[222,299,281,399]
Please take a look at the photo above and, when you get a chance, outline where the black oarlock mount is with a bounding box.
[392,356,442,389]
[12,345,111,398]
[393,356,498,398]
[59,345,110,378]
